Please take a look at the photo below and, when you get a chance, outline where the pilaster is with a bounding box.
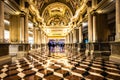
[0,0,4,42]
[115,0,120,41]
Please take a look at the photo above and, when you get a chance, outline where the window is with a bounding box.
[4,30,10,42]
[28,37,34,44]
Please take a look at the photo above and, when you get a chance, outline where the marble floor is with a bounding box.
[0,49,120,80]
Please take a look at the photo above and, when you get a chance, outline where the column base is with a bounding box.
[115,33,120,41]
[0,55,11,65]
[110,42,120,63]
[110,55,120,64]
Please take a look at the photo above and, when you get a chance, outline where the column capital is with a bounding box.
[38,28,41,31]
[91,10,98,16]
[79,22,82,27]
[86,0,92,7]
[20,12,25,17]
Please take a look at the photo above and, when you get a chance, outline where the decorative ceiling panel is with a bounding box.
[36,0,82,15]
[42,2,73,26]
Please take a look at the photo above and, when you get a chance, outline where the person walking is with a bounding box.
[61,42,65,52]
[48,41,52,56]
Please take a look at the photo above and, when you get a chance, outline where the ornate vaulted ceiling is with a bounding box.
[37,0,82,16]
[36,0,82,37]
[42,2,73,26]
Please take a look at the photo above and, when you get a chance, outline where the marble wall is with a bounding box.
[0,43,10,56]
[111,42,120,57]
[110,42,120,63]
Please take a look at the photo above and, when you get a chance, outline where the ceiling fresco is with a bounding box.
[42,2,73,26]
[36,0,82,15]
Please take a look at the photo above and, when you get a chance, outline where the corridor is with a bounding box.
[0,0,120,80]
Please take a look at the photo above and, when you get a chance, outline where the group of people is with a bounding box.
[48,40,65,56]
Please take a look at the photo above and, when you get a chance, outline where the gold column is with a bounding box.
[68,34,70,43]
[79,15,83,43]
[35,28,38,44]
[10,15,20,42]
[20,14,25,42]
[69,32,71,43]
[40,30,43,49]
[65,36,67,43]
[73,29,76,43]
[20,0,29,43]
[87,1,93,42]
[92,0,97,42]
[20,0,25,43]
[115,0,120,41]
[71,31,74,49]
[70,31,73,44]
[42,31,45,44]
[65,35,67,44]
[39,29,42,45]
[33,27,35,44]
[36,29,39,44]
[68,33,70,44]
[67,34,70,44]
[76,29,79,43]
[92,12,97,42]
[45,34,48,44]
[68,33,70,43]
[34,28,38,44]
[37,29,41,49]
[43,33,45,44]
[66,34,68,44]
[24,12,28,43]
[38,29,41,44]
[44,33,46,44]
[0,0,4,42]
[79,25,83,43]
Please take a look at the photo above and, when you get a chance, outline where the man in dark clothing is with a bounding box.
[61,42,65,52]
[48,41,52,56]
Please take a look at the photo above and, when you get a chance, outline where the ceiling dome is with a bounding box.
[42,2,73,26]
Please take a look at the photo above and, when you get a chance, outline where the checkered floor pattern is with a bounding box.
[0,52,120,80]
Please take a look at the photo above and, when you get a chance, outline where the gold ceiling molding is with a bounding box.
[42,2,73,26]
[42,2,73,16]
[46,15,68,26]
[37,0,82,15]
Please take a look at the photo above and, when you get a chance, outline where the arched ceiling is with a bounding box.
[42,2,73,26]
[35,0,83,37]
[37,0,82,16]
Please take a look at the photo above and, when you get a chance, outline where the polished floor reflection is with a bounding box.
[0,49,120,80]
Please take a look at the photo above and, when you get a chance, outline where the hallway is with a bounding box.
[0,0,120,80]
[0,48,120,80]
